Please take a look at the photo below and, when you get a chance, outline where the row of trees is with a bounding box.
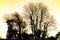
[4,2,57,40]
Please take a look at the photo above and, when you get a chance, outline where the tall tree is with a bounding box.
[23,2,56,40]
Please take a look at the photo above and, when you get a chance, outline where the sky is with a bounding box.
[0,0,60,38]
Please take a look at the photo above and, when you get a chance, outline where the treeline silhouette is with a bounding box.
[5,2,60,40]
[6,19,60,40]
[6,20,60,40]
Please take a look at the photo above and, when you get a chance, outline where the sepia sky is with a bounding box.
[0,0,60,38]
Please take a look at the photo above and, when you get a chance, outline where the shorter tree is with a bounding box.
[5,13,26,39]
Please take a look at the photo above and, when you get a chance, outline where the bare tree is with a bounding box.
[23,2,56,40]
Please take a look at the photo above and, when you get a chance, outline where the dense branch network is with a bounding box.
[4,2,56,40]
[23,2,56,38]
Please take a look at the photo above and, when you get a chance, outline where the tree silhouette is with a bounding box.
[3,2,56,40]
[5,13,26,39]
[23,2,56,40]
[56,32,60,40]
